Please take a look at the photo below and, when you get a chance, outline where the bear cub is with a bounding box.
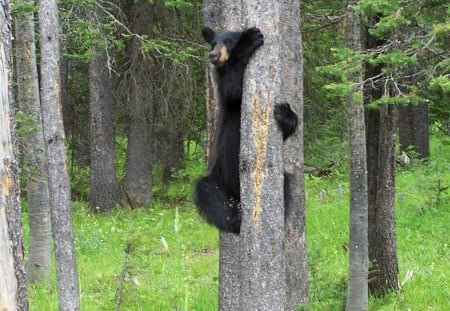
[194,26,298,234]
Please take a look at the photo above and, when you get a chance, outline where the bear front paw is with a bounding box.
[274,103,298,140]
[242,27,264,50]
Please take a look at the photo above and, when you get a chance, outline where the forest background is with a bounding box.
[4,0,449,309]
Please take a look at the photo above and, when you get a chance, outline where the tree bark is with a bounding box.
[202,2,245,310]
[14,0,52,283]
[363,19,399,297]
[369,104,399,295]
[344,1,368,309]
[122,2,154,208]
[123,43,153,207]
[279,0,309,308]
[88,9,120,212]
[398,103,429,159]
[0,1,28,308]
[239,1,286,309]
[38,0,80,309]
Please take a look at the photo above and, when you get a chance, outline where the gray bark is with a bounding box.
[363,19,399,296]
[38,0,80,309]
[279,0,309,308]
[204,2,246,310]
[239,1,285,309]
[369,104,399,295]
[14,0,52,283]
[88,10,120,212]
[1,1,28,308]
[123,2,153,208]
[398,103,429,159]
[344,1,368,309]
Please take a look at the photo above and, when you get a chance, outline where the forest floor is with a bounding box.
[24,133,449,310]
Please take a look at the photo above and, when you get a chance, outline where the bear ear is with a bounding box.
[201,26,215,44]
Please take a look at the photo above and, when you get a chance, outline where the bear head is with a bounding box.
[201,26,242,67]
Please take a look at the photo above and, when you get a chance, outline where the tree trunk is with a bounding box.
[279,0,309,308]
[122,1,154,207]
[0,1,28,308]
[60,43,70,138]
[202,2,245,310]
[123,49,153,206]
[14,0,52,283]
[38,0,80,309]
[369,104,399,295]
[239,1,286,309]
[88,9,120,212]
[363,20,399,297]
[344,1,368,309]
[398,103,429,159]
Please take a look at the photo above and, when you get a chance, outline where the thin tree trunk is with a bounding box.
[279,0,309,308]
[14,0,52,283]
[1,1,28,308]
[344,1,368,309]
[88,9,120,212]
[38,0,80,309]
[60,43,70,137]
[240,1,286,309]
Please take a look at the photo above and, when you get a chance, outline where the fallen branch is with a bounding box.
[115,243,132,311]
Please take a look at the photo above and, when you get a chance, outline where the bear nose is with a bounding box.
[209,51,220,62]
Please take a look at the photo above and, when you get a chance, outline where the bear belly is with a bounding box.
[215,111,240,198]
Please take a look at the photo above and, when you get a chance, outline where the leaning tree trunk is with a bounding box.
[14,0,52,283]
[279,0,309,308]
[239,0,286,309]
[344,0,368,309]
[1,1,28,308]
[88,9,120,212]
[38,0,80,309]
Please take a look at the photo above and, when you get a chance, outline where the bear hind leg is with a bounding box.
[194,175,241,234]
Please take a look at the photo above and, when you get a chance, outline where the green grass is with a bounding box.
[25,202,219,310]
[24,134,449,310]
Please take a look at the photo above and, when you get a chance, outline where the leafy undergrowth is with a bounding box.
[24,135,449,310]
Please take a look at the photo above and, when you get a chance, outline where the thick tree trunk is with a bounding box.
[88,10,120,212]
[123,53,153,206]
[38,0,80,309]
[122,2,154,207]
[363,20,399,297]
[398,103,429,159]
[0,1,28,308]
[14,0,52,283]
[202,2,245,310]
[369,104,399,295]
[344,1,368,309]
[279,0,309,308]
[239,1,286,309]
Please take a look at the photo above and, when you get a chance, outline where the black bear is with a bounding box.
[194,26,298,234]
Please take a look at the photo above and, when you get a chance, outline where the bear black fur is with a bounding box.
[194,26,298,234]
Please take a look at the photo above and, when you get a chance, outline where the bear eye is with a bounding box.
[224,38,233,48]
[211,41,217,49]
